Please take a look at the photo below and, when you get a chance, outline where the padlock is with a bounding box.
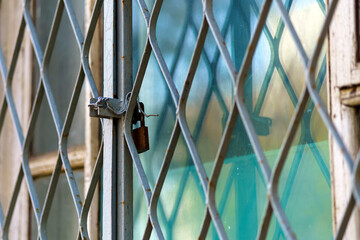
[132,109,150,153]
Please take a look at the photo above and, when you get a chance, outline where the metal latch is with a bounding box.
[88,95,158,154]
[340,85,360,107]
[88,97,127,118]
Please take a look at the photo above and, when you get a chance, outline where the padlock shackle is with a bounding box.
[140,114,145,127]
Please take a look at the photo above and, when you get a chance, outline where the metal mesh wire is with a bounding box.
[131,0,329,238]
[0,0,104,239]
[124,0,358,239]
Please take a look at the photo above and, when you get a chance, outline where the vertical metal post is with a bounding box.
[117,0,133,239]
[103,0,132,238]
[103,0,117,238]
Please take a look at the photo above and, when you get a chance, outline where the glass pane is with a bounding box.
[132,0,331,239]
[30,170,84,239]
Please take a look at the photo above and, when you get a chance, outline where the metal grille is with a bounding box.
[124,0,356,239]
[0,0,357,240]
[129,0,330,239]
[0,0,103,239]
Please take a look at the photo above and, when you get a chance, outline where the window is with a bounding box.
[131,0,330,239]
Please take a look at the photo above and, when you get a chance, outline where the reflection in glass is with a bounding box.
[133,0,330,239]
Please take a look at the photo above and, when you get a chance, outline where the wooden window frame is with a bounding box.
[329,0,360,239]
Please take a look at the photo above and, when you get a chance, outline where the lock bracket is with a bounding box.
[340,84,360,107]
[88,97,127,119]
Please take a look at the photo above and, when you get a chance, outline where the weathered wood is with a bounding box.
[84,0,102,239]
[30,147,85,178]
[0,0,30,239]
[329,0,360,238]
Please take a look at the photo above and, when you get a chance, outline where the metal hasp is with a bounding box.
[340,85,360,107]
[88,97,127,118]
[88,97,150,154]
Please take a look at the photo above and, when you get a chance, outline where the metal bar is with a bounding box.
[79,141,104,239]
[33,2,74,238]
[147,0,179,106]
[0,95,7,137]
[82,0,103,99]
[261,0,338,235]
[0,44,7,79]
[146,0,193,161]
[273,0,308,66]
[234,0,273,181]
[21,80,45,230]
[103,0,117,238]
[2,166,24,240]
[80,1,104,238]
[41,0,65,66]
[125,2,159,239]
[272,139,306,240]
[117,0,133,239]
[176,16,210,195]
[147,8,232,236]
[2,15,26,146]
[305,0,355,172]
[38,4,86,235]
[0,12,36,240]
[203,0,237,84]
[334,194,355,240]
[59,67,86,218]
[205,105,238,239]
[63,0,85,50]
[23,5,63,138]
[202,0,273,238]
[150,11,210,239]
[123,40,153,239]
[149,122,181,239]
[124,40,152,204]
[266,88,311,240]
[39,153,62,240]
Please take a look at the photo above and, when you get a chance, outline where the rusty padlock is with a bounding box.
[132,103,150,153]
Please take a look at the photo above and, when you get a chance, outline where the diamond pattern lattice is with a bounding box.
[124,0,357,239]
[0,0,104,239]
[0,0,358,239]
